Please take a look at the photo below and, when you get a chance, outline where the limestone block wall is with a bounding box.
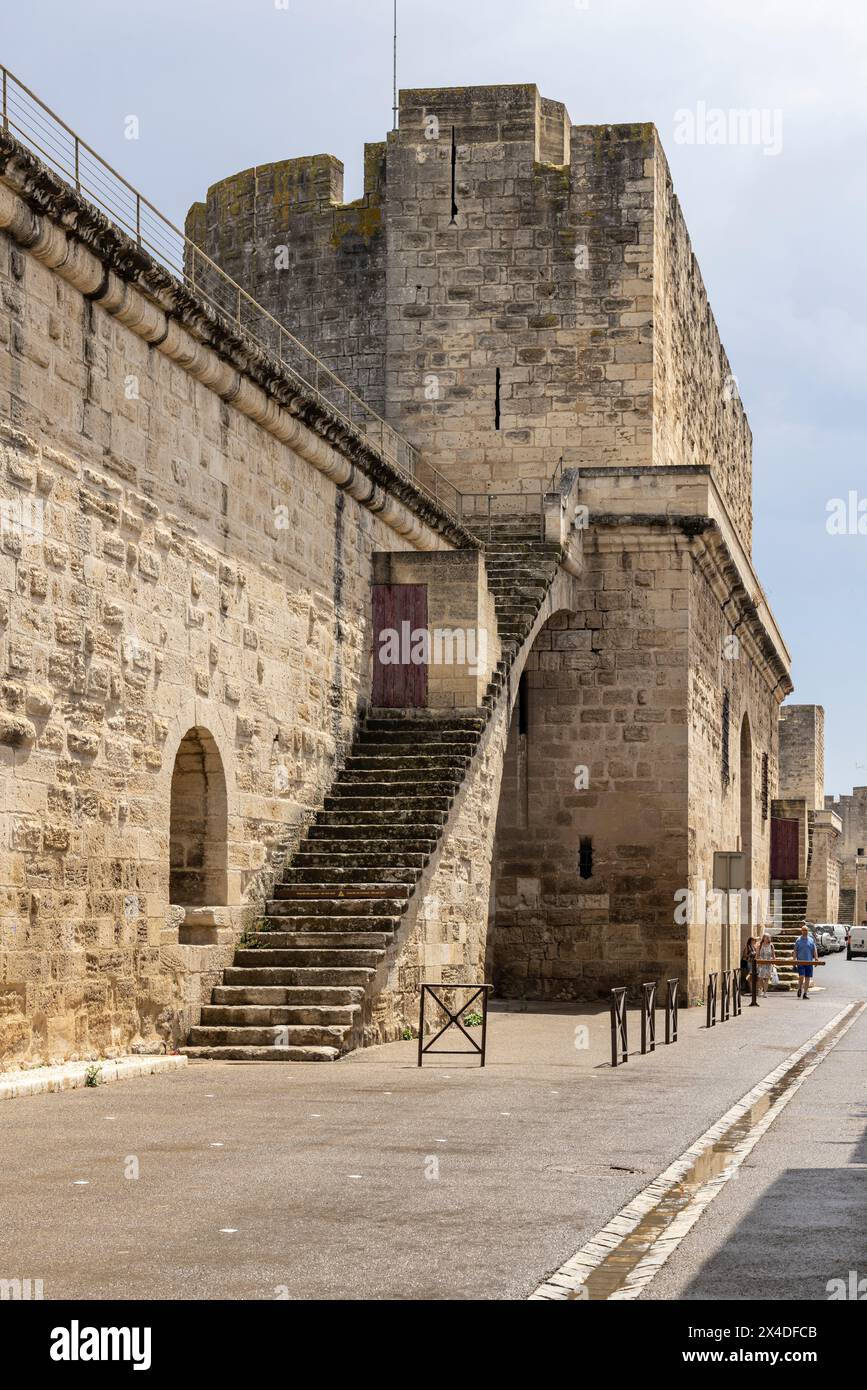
[779,704,825,810]
[825,786,867,894]
[652,139,753,551]
[186,147,387,414]
[490,526,691,1000]
[806,812,841,923]
[686,544,780,989]
[0,185,459,1069]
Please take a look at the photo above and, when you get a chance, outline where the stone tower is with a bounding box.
[187,84,753,538]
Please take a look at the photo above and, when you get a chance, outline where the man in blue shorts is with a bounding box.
[793,924,818,999]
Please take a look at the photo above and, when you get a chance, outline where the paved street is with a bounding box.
[1,956,865,1301]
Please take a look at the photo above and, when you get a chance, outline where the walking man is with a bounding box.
[793,924,818,999]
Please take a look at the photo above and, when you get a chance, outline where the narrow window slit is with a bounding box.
[518,672,528,735]
[450,126,458,223]
[495,367,501,430]
[579,837,593,880]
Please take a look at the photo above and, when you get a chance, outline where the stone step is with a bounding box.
[248,930,392,948]
[234,947,385,968]
[284,862,421,881]
[223,966,375,986]
[357,729,479,747]
[315,810,447,828]
[290,849,429,869]
[272,883,411,902]
[263,912,400,931]
[345,754,470,772]
[328,780,458,798]
[365,716,486,732]
[187,1024,349,1048]
[307,825,439,845]
[301,834,436,856]
[323,794,453,813]
[268,895,406,915]
[212,985,364,1006]
[181,1045,340,1062]
[200,1004,360,1026]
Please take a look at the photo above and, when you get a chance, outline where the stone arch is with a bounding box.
[487,605,608,999]
[169,726,228,908]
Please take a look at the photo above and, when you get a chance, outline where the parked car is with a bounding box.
[847,925,867,961]
[813,924,844,953]
[828,925,848,952]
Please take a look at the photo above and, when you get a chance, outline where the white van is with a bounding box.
[847,925,867,960]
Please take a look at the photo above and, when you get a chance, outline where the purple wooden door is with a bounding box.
[770,818,799,880]
[371,584,428,708]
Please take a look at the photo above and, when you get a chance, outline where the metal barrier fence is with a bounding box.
[721,969,731,1022]
[417,983,492,1067]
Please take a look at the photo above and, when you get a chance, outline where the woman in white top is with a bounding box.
[757,932,776,997]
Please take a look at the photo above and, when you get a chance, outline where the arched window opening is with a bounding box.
[169,727,228,911]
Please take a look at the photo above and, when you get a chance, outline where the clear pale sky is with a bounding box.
[4,0,865,794]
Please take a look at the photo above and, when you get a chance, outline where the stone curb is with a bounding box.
[0,1054,188,1101]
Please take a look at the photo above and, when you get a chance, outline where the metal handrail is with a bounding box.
[0,62,466,516]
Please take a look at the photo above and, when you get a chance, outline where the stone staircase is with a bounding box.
[839,888,855,925]
[768,881,807,991]
[181,526,564,1061]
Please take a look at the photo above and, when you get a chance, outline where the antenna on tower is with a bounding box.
[392,0,399,130]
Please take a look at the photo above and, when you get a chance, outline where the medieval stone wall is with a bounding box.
[186,148,388,414]
[490,528,691,999]
[652,139,753,551]
[825,785,867,893]
[0,200,453,1069]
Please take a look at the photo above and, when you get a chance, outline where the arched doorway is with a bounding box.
[169,727,228,909]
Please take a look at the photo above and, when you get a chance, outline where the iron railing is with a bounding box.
[458,491,548,542]
[0,62,466,515]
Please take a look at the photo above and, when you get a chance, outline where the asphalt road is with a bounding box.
[645,956,867,1302]
[1,955,865,1300]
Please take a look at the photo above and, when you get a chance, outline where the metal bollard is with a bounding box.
[640,981,657,1055]
[706,971,718,1028]
[665,978,679,1044]
[610,987,628,1067]
[749,953,759,1007]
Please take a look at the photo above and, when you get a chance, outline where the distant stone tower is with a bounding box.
[187,84,753,542]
